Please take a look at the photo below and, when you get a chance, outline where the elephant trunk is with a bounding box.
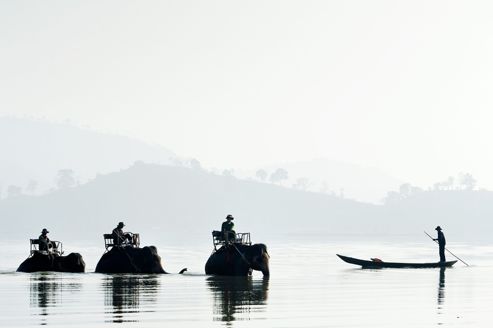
[252,253,270,276]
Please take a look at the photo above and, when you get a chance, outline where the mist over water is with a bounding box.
[1,239,492,327]
[2,1,493,326]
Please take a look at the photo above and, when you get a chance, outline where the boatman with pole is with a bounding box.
[433,226,446,262]
[424,228,469,266]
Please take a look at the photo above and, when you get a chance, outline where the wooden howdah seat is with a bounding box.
[212,231,251,250]
[103,233,140,251]
[30,239,63,256]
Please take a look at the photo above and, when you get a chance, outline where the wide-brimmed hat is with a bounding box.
[435,226,442,231]
[118,222,125,228]
[226,214,234,220]
[41,228,49,234]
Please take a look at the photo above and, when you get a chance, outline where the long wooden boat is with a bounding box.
[337,254,457,269]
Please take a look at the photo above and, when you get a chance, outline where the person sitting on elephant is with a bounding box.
[112,222,133,246]
[38,228,55,253]
[221,214,236,243]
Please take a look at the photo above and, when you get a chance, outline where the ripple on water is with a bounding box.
[1,242,493,327]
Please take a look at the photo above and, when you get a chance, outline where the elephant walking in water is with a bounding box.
[17,252,85,273]
[205,243,270,276]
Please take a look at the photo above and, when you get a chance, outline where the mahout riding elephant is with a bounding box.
[205,243,270,276]
[96,245,187,274]
[17,252,85,273]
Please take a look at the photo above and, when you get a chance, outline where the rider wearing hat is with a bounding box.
[112,222,132,246]
[221,214,236,243]
[38,228,52,252]
[433,226,446,262]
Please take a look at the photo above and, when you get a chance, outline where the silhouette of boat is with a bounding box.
[337,254,457,268]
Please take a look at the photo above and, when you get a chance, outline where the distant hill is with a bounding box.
[0,118,404,206]
[1,162,489,246]
[0,117,176,195]
[0,162,377,245]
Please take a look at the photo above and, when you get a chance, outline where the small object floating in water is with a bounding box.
[337,254,457,269]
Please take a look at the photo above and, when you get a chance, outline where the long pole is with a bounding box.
[424,231,469,266]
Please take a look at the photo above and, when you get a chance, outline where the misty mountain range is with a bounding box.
[0,162,375,243]
[1,118,403,203]
[0,117,176,194]
[1,161,490,244]
[0,118,489,243]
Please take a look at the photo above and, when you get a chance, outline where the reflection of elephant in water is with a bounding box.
[17,252,85,273]
[205,244,270,276]
[207,276,269,322]
[29,273,83,325]
[103,275,160,323]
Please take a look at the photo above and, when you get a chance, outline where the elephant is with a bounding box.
[95,245,187,274]
[205,243,270,276]
[17,252,85,273]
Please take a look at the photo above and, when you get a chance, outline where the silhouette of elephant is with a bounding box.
[205,243,270,276]
[17,252,85,273]
[96,245,186,274]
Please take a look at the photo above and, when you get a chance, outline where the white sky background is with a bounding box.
[1,1,493,188]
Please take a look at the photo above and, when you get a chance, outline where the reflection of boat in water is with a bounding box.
[437,267,446,306]
[207,276,269,322]
[337,254,457,268]
[103,274,159,323]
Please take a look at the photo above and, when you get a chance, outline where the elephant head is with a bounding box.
[57,253,85,273]
[246,244,270,276]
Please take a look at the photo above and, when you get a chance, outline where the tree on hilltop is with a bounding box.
[269,168,288,185]
[255,169,267,182]
[56,169,76,190]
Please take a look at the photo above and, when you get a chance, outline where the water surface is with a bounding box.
[1,239,492,327]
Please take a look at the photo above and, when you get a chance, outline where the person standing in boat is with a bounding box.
[433,226,446,262]
[221,214,236,243]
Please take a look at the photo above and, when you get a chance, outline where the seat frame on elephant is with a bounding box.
[212,231,251,251]
[30,239,63,256]
[103,233,140,252]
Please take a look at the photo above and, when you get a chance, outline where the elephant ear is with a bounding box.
[262,246,270,258]
[256,244,269,258]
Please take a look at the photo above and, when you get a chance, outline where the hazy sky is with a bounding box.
[1,1,493,188]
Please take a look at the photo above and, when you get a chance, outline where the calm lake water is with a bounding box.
[1,237,493,327]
